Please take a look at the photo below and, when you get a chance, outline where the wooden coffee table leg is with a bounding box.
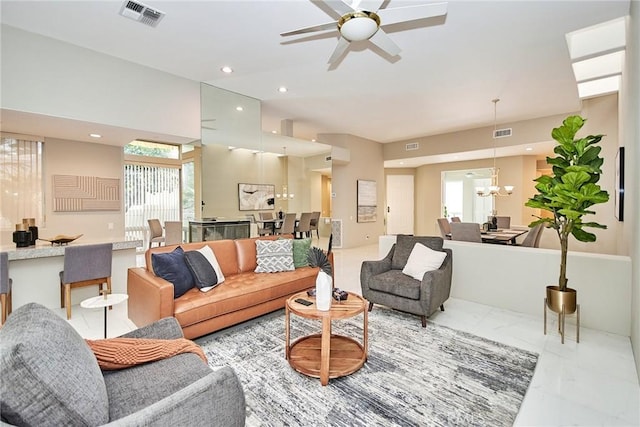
[364,307,368,360]
[285,305,290,360]
[320,317,331,386]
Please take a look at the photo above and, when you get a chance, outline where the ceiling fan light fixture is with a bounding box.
[338,11,380,41]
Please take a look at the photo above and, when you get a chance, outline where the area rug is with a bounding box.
[196,307,538,427]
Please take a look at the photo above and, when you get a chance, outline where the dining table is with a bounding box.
[480,229,528,244]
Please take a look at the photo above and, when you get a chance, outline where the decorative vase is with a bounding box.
[545,285,577,314]
[315,270,333,311]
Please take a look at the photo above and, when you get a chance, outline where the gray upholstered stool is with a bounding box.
[59,243,113,320]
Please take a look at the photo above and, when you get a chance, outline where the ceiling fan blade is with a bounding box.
[368,29,401,57]
[356,0,385,12]
[377,2,448,26]
[328,36,350,64]
[281,21,338,37]
[321,0,355,16]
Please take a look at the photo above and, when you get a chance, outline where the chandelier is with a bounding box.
[276,147,294,200]
[476,98,514,198]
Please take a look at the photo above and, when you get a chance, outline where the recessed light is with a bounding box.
[271,130,277,134]
[311,139,316,142]
[89,133,102,138]
[525,147,533,151]
[221,66,233,73]
[278,86,288,93]
[236,106,244,111]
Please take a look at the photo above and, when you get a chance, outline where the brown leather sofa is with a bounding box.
[127,235,323,339]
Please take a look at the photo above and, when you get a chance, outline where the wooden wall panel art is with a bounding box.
[53,175,120,212]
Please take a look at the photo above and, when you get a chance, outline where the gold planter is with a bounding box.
[544,286,580,344]
[545,286,577,314]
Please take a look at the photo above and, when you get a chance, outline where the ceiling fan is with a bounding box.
[281,0,448,65]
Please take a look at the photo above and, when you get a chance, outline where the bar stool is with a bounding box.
[59,243,113,320]
[1,252,12,324]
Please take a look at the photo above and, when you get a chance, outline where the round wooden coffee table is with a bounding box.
[285,290,368,386]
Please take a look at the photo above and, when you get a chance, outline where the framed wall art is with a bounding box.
[357,179,377,223]
[615,147,624,221]
[238,183,275,211]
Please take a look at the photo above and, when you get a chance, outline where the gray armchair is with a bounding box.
[361,235,452,327]
[0,303,246,427]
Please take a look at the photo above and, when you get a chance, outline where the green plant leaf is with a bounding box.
[571,227,596,242]
[561,171,590,189]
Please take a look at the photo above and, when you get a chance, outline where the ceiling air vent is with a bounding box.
[119,1,165,27]
[325,156,332,162]
[405,142,419,151]
[493,128,512,138]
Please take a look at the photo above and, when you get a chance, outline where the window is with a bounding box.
[0,135,44,230]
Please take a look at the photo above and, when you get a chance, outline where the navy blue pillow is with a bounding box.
[151,246,194,298]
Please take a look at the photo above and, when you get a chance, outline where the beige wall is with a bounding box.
[622,0,640,382]
[319,133,385,248]
[0,137,125,245]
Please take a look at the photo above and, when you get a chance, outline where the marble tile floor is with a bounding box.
[57,240,639,426]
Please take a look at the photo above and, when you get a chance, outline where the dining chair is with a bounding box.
[437,218,452,240]
[278,213,297,235]
[257,212,273,236]
[450,222,482,243]
[148,219,165,249]
[164,221,183,245]
[496,216,511,229]
[59,243,113,320]
[518,223,545,247]
[309,211,321,238]
[294,212,313,239]
[1,252,12,324]
[450,216,461,223]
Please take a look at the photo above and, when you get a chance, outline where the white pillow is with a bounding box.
[196,245,225,291]
[401,242,447,281]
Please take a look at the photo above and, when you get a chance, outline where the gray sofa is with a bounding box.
[0,303,245,426]
[360,235,452,327]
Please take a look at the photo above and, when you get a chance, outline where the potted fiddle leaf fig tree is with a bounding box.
[525,115,609,333]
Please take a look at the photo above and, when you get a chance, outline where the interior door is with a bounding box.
[386,175,414,235]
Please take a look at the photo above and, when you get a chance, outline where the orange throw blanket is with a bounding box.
[86,338,207,371]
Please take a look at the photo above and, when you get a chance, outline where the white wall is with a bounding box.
[1,25,200,140]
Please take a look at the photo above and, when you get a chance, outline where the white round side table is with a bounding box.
[80,293,128,338]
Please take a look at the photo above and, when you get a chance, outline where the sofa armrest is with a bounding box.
[420,248,453,315]
[127,268,175,329]
[118,317,184,340]
[105,366,245,427]
[360,244,395,297]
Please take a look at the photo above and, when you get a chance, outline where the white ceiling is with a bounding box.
[0,0,631,161]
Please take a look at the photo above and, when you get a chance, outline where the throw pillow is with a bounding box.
[184,251,218,292]
[292,237,312,268]
[151,246,195,298]
[195,245,225,287]
[401,242,447,281]
[255,239,294,273]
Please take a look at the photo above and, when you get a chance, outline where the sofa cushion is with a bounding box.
[402,242,447,280]
[103,352,212,421]
[185,245,225,292]
[392,235,444,270]
[255,239,295,273]
[0,303,109,426]
[292,237,312,268]
[368,270,421,300]
[152,246,195,298]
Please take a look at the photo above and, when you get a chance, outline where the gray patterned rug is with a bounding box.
[196,307,538,427]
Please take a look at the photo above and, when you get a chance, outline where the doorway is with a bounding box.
[386,175,414,235]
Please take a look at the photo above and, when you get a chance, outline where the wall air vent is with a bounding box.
[493,128,512,138]
[119,1,165,27]
[405,142,419,151]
